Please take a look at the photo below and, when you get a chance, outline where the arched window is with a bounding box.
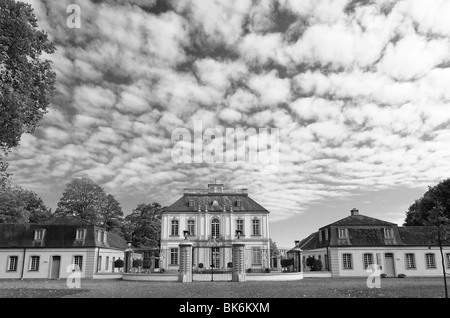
[211,218,220,238]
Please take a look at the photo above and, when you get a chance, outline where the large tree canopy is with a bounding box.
[55,177,124,231]
[122,203,163,248]
[0,0,56,179]
[0,182,52,224]
[404,179,450,226]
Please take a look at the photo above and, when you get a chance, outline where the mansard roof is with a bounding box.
[321,214,395,229]
[165,194,269,213]
[0,215,127,249]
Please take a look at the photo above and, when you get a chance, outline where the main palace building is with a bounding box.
[160,183,271,272]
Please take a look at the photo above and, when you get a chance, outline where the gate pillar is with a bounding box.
[232,241,246,282]
[179,241,193,283]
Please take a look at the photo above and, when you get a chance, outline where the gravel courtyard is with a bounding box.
[0,277,448,298]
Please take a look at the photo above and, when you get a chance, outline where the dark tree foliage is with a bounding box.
[122,203,163,248]
[0,0,56,178]
[55,177,124,232]
[404,179,450,226]
[0,182,52,223]
[306,255,316,270]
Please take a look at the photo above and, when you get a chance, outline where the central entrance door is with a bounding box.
[50,256,61,279]
[384,253,395,277]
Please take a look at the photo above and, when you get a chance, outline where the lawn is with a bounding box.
[0,277,448,298]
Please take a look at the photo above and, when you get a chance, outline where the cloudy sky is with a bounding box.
[8,0,450,247]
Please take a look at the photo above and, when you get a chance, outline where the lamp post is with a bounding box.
[207,236,218,282]
[292,240,302,272]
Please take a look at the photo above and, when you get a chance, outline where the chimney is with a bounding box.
[351,208,359,216]
[295,240,300,247]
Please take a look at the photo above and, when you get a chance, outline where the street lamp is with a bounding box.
[207,237,219,282]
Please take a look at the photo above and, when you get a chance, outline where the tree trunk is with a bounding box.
[438,233,448,298]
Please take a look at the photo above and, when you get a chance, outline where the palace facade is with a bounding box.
[160,184,271,272]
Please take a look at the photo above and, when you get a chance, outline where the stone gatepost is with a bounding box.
[232,241,246,282]
[179,241,193,283]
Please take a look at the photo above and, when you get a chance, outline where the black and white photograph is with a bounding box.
[1,0,450,304]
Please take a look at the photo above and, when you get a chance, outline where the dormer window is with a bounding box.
[76,229,86,240]
[212,200,219,206]
[188,199,194,207]
[384,228,393,238]
[236,200,242,207]
[318,230,322,242]
[103,232,108,244]
[338,228,348,239]
[34,229,45,241]
[324,229,329,241]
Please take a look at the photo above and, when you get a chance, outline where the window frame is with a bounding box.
[211,218,220,239]
[384,228,393,238]
[405,253,416,270]
[171,219,179,237]
[34,229,45,241]
[29,256,40,271]
[252,247,262,265]
[7,256,19,272]
[76,229,86,240]
[363,253,373,270]
[170,248,178,265]
[342,253,353,270]
[425,253,436,269]
[236,218,245,235]
[252,218,261,236]
[338,228,348,239]
[73,255,83,271]
[187,219,195,236]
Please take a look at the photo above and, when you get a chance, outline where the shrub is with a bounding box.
[306,256,316,270]
[227,262,233,268]
[398,274,406,278]
[246,268,252,273]
[114,259,124,269]
[143,259,151,269]
[264,268,271,273]
[132,259,142,268]
[312,260,322,271]
[281,258,294,268]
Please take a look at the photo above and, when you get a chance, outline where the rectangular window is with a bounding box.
[363,253,373,269]
[252,248,262,265]
[188,199,194,207]
[97,230,101,242]
[170,248,178,265]
[103,232,107,244]
[447,254,450,269]
[105,256,109,271]
[34,229,44,241]
[98,256,102,271]
[406,253,416,269]
[187,220,195,236]
[252,219,260,236]
[76,229,85,240]
[384,228,393,238]
[324,229,329,241]
[8,256,18,272]
[74,256,83,271]
[236,200,242,207]
[171,220,179,236]
[236,219,244,234]
[426,253,436,269]
[342,254,352,269]
[30,256,40,271]
[338,228,347,239]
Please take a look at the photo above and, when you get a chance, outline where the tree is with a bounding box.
[114,258,124,272]
[99,194,124,232]
[269,238,279,258]
[122,203,163,248]
[0,183,51,224]
[55,178,107,224]
[404,179,450,226]
[312,259,322,271]
[403,179,450,298]
[423,205,450,298]
[0,0,56,177]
